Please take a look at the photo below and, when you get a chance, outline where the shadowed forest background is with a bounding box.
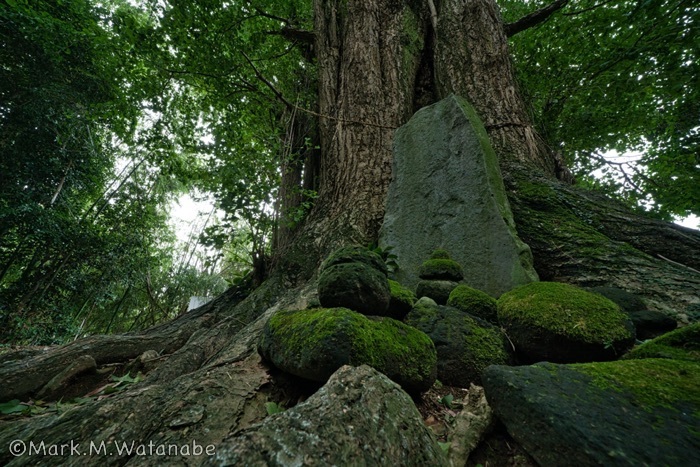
[1,0,698,343]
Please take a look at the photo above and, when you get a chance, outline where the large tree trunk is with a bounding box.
[1,1,699,465]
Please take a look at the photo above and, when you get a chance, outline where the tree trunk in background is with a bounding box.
[1,1,699,464]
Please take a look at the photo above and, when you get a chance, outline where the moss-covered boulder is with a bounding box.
[259,308,437,393]
[483,359,700,466]
[447,285,498,324]
[419,258,464,281]
[623,323,700,362]
[387,279,416,320]
[405,300,513,387]
[589,286,676,339]
[319,245,388,276]
[416,279,459,305]
[318,262,391,316]
[497,282,636,363]
[429,249,451,260]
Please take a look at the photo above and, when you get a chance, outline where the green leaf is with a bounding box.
[0,400,28,415]
[439,394,454,408]
[265,402,285,415]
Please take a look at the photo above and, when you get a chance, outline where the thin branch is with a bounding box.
[241,51,295,110]
[657,254,700,274]
[241,51,397,130]
[505,0,569,37]
[267,26,315,44]
[252,6,290,25]
[427,0,438,30]
[563,0,617,16]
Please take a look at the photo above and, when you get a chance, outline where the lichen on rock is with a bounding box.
[319,245,388,275]
[483,359,700,466]
[416,279,459,305]
[318,262,391,316]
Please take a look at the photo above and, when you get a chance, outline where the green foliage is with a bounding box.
[502,0,700,218]
[367,243,399,273]
[0,0,233,343]
[0,400,26,415]
[439,393,454,408]
[265,401,286,416]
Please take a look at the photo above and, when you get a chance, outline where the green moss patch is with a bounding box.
[405,302,513,386]
[447,285,498,323]
[623,323,700,362]
[572,358,700,413]
[418,258,464,281]
[429,249,451,260]
[320,245,387,275]
[387,279,416,319]
[259,308,437,393]
[498,282,632,344]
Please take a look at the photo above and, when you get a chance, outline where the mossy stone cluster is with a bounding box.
[258,307,437,394]
[415,250,462,305]
[447,285,498,324]
[318,246,391,316]
[405,298,513,386]
[497,282,636,363]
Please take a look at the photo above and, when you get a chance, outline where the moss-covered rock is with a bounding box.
[319,245,388,276]
[416,279,459,305]
[318,263,391,316]
[447,285,498,324]
[497,282,636,363]
[259,308,437,393]
[405,301,513,387]
[483,359,700,466]
[418,258,464,281]
[387,279,416,320]
[623,323,700,362]
[430,249,451,260]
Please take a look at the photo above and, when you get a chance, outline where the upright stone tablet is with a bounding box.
[379,94,538,297]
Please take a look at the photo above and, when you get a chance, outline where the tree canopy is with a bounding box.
[502,0,699,219]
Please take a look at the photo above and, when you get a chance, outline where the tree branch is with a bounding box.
[241,51,295,111]
[427,0,438,30]
[505,0,569,37]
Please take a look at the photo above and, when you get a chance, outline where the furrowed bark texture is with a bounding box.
[312,0,424,243]
[434,0,556,173]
